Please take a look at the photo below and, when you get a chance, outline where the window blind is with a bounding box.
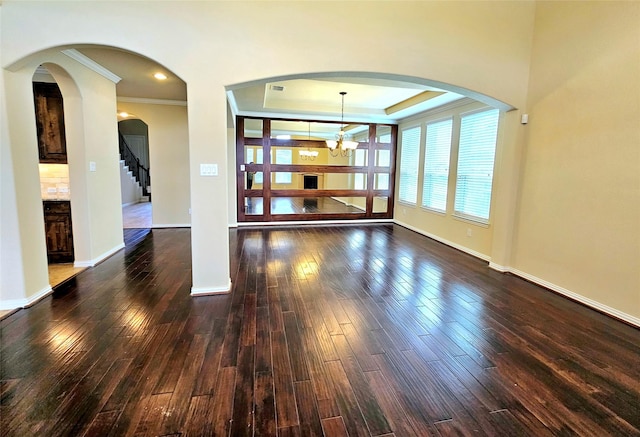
[454,108,499,223]
[398,126,421,204]
[422,118,452,212]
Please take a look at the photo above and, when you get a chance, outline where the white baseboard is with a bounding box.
[191,279,232,296]
[506,267,640,328]
[0,298,29,311]
[488,262,509,272]
[394,219,490,261]
[0,285,53,310]
[237,219,393,227]
[152,224,191,228]
[74,243,125,268]
[25,285,54,307]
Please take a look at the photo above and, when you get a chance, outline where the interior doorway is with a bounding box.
[32,67,87,287]
[118,119,152,229]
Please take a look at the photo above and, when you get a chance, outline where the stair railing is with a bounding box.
[118,132,151,198]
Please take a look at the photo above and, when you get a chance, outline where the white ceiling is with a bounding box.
[44,47,466,126]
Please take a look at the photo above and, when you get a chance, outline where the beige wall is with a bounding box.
[116,101,191,227]
[4,1,637,324]
[512,1,640,320]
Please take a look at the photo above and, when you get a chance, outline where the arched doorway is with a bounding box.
[118,118,152,229]
[32,64,88,287]
[1,44,189,311]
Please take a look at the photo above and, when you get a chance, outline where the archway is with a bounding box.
[1,44,189,311]
[118,118,152,229]
[225,71,516,225]
[32,64,88,287]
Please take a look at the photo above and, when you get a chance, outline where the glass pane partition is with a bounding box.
[238,116,396,222]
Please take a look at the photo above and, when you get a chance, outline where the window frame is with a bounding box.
[421,116,453,214]
[453,107,500,225]
[397,124,422,206]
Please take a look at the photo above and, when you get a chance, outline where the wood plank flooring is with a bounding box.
[1,225,639,436]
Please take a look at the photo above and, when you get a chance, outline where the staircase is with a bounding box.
[118,132,151,202]
[119,160,147,205]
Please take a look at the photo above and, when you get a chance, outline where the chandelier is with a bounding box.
[326,91,359,157]
[300,121,318,160]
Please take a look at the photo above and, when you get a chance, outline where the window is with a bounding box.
[398,126,421,204]
[454,108,499,223]
[274,149,292,183]
[422,118,452,212]
[353,149,366,189]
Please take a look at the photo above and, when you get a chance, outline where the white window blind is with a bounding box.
[422,118,452,212]
[454,108,499,223]
[398,126,421,204]
[274,149,292,183]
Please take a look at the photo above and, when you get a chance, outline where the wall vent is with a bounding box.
[270,85,285,91]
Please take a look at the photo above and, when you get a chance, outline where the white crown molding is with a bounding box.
[61,49,121,83]
[398,97,478,125]
[117,96,187,107]
[226,90,239,120]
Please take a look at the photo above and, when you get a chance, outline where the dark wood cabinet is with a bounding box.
[43,201,74,263]
[33,82,67,164]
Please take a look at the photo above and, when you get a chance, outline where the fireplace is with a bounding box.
[303,174,318,190]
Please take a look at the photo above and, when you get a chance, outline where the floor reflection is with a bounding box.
[245,196,364,215]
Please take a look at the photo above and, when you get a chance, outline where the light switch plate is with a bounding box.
[200,163,218,176]
[89,161,97,172]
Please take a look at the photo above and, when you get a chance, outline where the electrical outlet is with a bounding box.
[467,228,472,237]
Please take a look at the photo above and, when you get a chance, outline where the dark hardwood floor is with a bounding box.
[1,225,639,436]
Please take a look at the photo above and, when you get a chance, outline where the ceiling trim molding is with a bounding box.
[398,97,479,124]
[235,110,395,125]
[117,97,187,106]
[226,90,239,119]
[62,49,122,83]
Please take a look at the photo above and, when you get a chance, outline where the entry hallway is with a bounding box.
[1,225,639,436]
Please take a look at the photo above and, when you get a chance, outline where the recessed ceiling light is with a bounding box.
[154,72,167,80]
[118,111,129,117]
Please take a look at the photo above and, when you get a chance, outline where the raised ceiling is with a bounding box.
[48,47,466,124]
